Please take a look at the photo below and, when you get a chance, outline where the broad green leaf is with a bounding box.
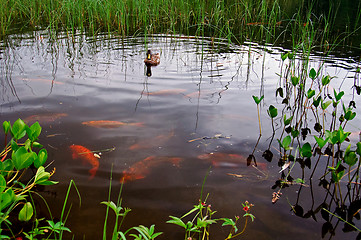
[306,89,315,99]
[0,188,15,211]
[11,119,26,140]
[313,96,321,107]
[267,105,278,118]
[314,136,328,149]
[321,100,332,110]
[167,216,187,229]
[18,202,33,221]
[34,149,47,168]
[283,115,293,126]
[12,147,36,170]
[309,68,317,80]
[322,75,331,86]
[26,122,42,142]
[281,53,288,61]
[0,175,6,193]
[291,76,299,86]
[334,90,344,102]
[34,166,54,185]
[280,136,292,150]
[301,143,312,158]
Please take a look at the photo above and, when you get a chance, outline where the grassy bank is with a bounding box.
[0,0,360,50]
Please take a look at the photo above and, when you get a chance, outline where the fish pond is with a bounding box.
[1,31,361,240]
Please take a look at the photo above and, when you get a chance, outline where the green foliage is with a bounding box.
[267,105,278,118]
[252,95,264,105]
[0,119,61,239]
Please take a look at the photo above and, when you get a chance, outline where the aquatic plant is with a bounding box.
[167,172,255,240]
[255,46,361,238]
[0,119,79,239]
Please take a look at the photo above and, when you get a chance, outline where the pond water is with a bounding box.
[1,31,361,239]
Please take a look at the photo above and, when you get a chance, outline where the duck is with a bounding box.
[144,50,160,66]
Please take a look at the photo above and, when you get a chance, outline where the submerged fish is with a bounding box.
[69,145,99,179]
[24,113,68,124]
[121,156,183,182]
[82,120,144,128]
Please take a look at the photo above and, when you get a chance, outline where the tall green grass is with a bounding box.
[0,0,360,53]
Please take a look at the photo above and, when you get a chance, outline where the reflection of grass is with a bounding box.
[1,0,360,49]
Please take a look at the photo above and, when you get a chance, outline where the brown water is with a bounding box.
[1,32,361,239]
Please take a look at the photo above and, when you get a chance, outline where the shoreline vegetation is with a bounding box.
[0,0,360,52]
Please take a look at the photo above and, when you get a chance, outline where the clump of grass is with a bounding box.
[0,0,360,52]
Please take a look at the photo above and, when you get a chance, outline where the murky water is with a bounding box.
[1,31,361,239]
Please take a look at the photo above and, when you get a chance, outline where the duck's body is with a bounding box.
[144,50,160,66]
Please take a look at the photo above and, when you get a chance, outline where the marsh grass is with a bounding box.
[0,0,360,52]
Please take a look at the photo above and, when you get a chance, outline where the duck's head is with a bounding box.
[146,50,152,60]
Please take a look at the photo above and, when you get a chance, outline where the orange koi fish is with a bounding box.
[24,113,68,124]
[69,145,99,179]
[81,120,144,128]
[198,152,268,170]
[21,78,64,85]
[147,89,186,96]
[129,130,175,150]
[121,156,183,182]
